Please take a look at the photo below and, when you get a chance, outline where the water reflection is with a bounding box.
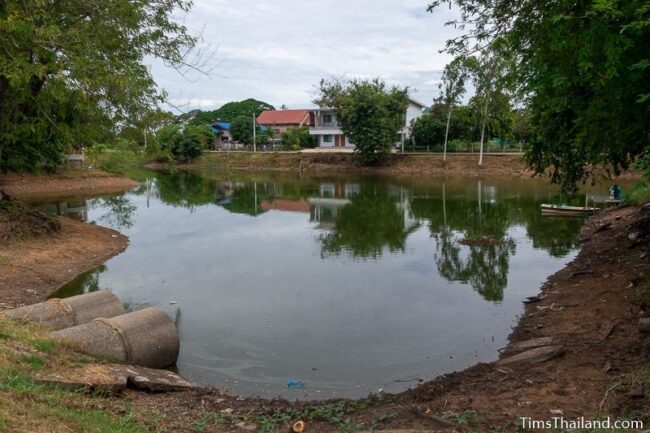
[317,184,418,259]
[44,172,584,304]
[40,171,590,398]
[53,265,106,298]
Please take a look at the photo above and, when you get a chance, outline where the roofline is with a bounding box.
[408,98,428,108]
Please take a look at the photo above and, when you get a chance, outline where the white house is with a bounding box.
[309,98,427,149]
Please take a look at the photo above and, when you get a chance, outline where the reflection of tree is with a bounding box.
[49,266,106,298]
[414,183,517,302]
[434,230,515,302]
[155,171,215,209]
[92,195,137,229]
[221,183,272,217]
[319,187,410,259]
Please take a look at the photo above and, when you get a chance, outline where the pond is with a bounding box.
[42,171,586,399]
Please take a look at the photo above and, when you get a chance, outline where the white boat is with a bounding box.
[540,204,599,216]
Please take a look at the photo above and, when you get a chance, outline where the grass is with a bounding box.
[0,317,152,433]
[627,182,650,203]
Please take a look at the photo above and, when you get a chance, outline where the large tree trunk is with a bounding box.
[478,101,489,166]
[443,105,453,162]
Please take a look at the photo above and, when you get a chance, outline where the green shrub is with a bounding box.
[157,125,211,162]
[281,126,316,151]
[448,139,469,152]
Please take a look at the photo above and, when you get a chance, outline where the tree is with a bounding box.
[177,99,275,126]
[438,58,470,160]
[410,104,447,151]
[512,108,532,146]
[230,115,264,145]
[315,79,410,165]
[281,126,317,151]
[157,125,209,162]
[0,0,198,172]
[428,0,650,192]
[468,47,511,165]
[468,90,514,149]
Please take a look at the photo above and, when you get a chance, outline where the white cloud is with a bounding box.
[149,0,461,112]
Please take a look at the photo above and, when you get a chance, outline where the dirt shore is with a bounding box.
[101,203,649,432]
[0,170,136,308]
[0,170,139,202]
[0,218,128,308]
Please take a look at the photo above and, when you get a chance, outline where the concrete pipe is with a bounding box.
[1,290,124,330]
[51,307,179,368]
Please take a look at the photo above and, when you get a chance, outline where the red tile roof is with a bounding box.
[256,110,311,126]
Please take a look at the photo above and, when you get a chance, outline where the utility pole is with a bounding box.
[252,113,257,152]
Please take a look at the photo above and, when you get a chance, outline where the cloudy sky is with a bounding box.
[150,0,460,113]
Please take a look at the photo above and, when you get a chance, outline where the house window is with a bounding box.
[323,135,333,143]
[323,114,333,124]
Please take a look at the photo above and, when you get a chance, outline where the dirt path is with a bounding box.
[0,170,139,202]
[115,204,650,432]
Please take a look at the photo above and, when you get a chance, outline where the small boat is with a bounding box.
[540,204,599,216]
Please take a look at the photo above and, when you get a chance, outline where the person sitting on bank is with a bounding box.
[609,184,622,201]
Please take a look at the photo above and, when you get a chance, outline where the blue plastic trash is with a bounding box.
[287,380,305,390]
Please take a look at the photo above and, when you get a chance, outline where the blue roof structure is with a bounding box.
[212,122,231,131]
[212,121,269,133]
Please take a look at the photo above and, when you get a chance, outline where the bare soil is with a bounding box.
[0,170,139,202]
[0,170,135,309]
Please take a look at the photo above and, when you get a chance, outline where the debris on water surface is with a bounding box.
[287,380,305,390]
[523,296,540,304]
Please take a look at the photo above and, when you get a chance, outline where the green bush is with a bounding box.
[281,126,316,151]
[157,125,211,162]
[448,139,469,152]
[86,140,142,174]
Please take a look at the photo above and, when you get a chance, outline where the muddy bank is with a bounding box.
[0,170,139,202]
[110,203,650,432]
[0,217,128,308]
[0,171,136,308]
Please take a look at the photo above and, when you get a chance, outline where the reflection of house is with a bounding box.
[308,197,351,229]
[309,182,361,228]
[319,183,360,198]
[256,110,313,140]
[309,99,427,149]
[260,199,310,213]
[38,200,88,222]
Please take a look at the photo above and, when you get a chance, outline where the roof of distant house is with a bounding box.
[212,122,231,131]
[409,98,428,108]
[256,109,311,126]
[212,121,269,133]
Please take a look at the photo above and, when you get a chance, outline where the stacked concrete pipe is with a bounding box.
[1,290,124,330]
[52,307,180,368]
